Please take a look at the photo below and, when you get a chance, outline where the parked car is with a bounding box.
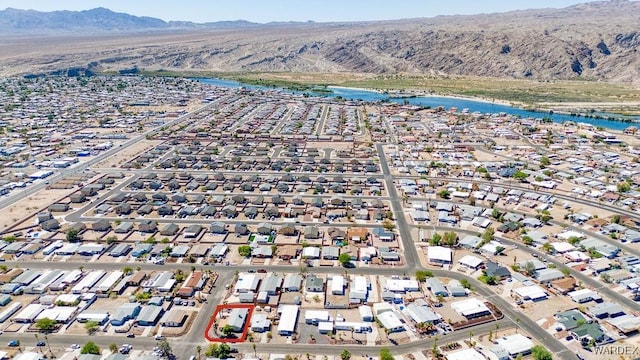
[127,333,135,338]
[36,341,46,347]
[7,340,19,347]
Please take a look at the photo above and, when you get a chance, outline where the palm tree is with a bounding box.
[196,345,202,360]
[252,344,257,357]
[515,317,521,333]
[468,331,473,342]
[34,334,42,353]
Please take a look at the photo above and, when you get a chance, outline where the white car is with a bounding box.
[71,344,80,349]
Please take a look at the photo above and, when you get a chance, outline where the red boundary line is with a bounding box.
[204,304,255,343]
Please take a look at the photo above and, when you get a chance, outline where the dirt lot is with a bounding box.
[93,139,163,169]
[0,188,75,230]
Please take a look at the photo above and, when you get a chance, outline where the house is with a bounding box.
[235,223,250,236]
[572,323,606,345]
[227,308,249,332]
[427,246,453,265]
[41,219,60,231]
[160,223,179,236]
[210,222,226,234]
[138,220,157,233]
[115,203,132,215]
[279,224,296,236]
[306,275,324,292]
[92,219,111,232]
[494,334,534,358]
[69,193,86,203]
[157,205,174,216]
[257,223,273,235]
[484,261,510,280]
[184,225,202,238]
[48,203,69,213]
[322,246,340,260]
[283,274,302,292]
[114,222,134,234]
[304,226,320,239]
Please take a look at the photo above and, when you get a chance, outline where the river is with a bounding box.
[197,78,638,131]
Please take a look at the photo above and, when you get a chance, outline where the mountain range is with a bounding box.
[0,1,639,83]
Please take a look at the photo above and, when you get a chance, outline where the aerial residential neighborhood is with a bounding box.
[0,73,638,360]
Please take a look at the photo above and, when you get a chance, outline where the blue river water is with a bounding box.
[197,78,638,131]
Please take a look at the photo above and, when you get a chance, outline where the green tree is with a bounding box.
[66,228,80,242]
[521,236,533,245]
[338,253,352,267]
[442,231,458,247]
[542,242,553,254]
[340,349,351,360]
[158,340,173,358]
[2,235,17,243]
[617,182,631,193]
[479,274,498,285]
[205,343,231,358]
[35,317,57,332]
[437,190,451,199]
[80,342,101,355]
[84,320,100,334]
[482,227,495,243]
[109,343,118,353]
[567,236,581,246]
[430,232,442,245]
[380,347,395,360]
[122,266,133,275]
[540,156,550,167]
[531,345,552,360]
[523,261,536,276]
[513,170,529,182]
[238,245,252,257]
[135,291,151,301]
[459,279,472,289]
[221,324,235,337]
[382,219,395,231]
[415,270,434,282]
[106,235,118,244]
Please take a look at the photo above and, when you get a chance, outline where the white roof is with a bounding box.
[318,321,334,332]
[451,298,490,317]
[513,285,547,300]
[277,305,299,334]
[557,230,584,240]
[236,274,259,292]
[304,310,329,322]
[495,334,534,356]
[36,306,77,322]
[552,242,576,253]
[302,247,320,258]
[372,302,394,315]
[427,246,453,262]
[458,255,483,268]
[377,311,403,330]
[13,304,46,321]
[568,288,598,300]
[446,348,486,360]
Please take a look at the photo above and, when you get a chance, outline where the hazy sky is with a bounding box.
[3,0,594,23]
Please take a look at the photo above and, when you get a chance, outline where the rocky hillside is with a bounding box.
[1,1,639,82]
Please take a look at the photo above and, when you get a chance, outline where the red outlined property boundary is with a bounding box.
[204,304,255,343]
